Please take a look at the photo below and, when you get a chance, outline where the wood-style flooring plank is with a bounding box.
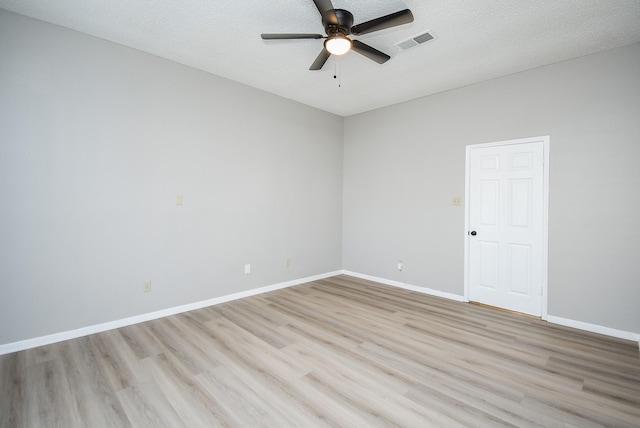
[140,352,233,427]
[57,337,132,428]
[117,381,186,428]
[0,352,26,428]
[195,367,298,428]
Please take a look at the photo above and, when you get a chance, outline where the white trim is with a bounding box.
[546,315,640,343]
[464,136,550,319]
[5,270,636,355]
[341,270,466,302]
[541,138,550,320]
[463,147,471,303]
[0,271,342,356]
[343,271,638,345]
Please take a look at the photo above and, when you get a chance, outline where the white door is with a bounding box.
[466,138,547,317]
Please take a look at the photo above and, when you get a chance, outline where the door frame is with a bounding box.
[463,136,550,319]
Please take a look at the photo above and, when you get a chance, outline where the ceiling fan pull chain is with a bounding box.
[333,59,342,88]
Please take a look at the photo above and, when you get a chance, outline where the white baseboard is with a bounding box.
[546,315,639,343]
[341,271,639,347]
[4,270,637,355]
[340,270,466,302]
[0,271,342,356]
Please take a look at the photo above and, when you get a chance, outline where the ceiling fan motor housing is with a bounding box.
[323,9,354,36]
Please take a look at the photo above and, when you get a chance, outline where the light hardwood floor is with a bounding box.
[2,275,639,427]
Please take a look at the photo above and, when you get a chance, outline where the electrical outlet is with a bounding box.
[244,264,251,274]
[143,281,151,292]
[452,197,462,206]
[176,195,183,206]
[286,258,291,267]
[397,260,403,271]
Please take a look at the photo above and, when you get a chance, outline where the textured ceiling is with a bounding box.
[2,0,640,116]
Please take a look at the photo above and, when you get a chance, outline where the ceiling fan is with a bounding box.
[261,0,414,70]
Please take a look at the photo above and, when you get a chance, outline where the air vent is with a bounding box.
[395,31,435,51]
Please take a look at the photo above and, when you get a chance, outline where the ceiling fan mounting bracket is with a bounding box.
[322,9,354,35]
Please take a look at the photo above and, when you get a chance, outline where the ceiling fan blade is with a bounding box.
[261,33,324,40]
[351,9,414,35]
[309,48,331,70]
[351,40,390,64]
[312,0,339,25]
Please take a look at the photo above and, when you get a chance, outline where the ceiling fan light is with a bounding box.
[324,36,352,55]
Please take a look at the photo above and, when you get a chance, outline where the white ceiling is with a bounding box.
[2,0,640,116]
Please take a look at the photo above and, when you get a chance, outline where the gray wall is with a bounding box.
[2,9,638,346]
[343,43,640,334]
[0,11,343,345]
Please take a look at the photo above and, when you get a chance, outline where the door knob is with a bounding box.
[469,231,477,236]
